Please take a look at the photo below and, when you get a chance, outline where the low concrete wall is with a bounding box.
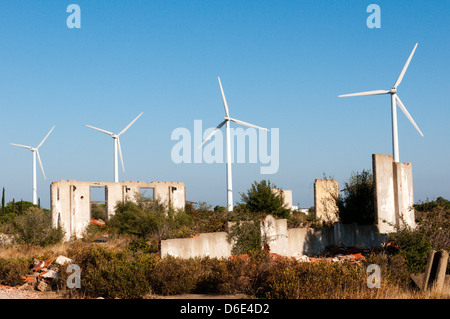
[161,216,388,259]
[161,232,231,259]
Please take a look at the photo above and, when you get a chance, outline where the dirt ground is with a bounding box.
[0,284,251,299]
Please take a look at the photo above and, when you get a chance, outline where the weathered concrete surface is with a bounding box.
[393,162,415,229]
[333,222,388,248]
[411,249,449,294]
[373,154,397,233]
[51,180,185,240]
[271,189,293,210]
[261,215,288,255]
[161,232,231,259]
[373,154,415,233]
[314,179,339,224]
[162,215,387,259]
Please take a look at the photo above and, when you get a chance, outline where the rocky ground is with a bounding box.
[0,284,61,299]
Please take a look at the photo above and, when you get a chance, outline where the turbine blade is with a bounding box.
[117,138,125,172]
[394,43,418,89]
[229,117,269,131]
[86,125,114,136]
[198,120,226,149]
[218,77,230,117]
[395,95,424,137]
[338,90,390,97]
[10,143,33,150]
[37,125,55,149]
[36,150,46,180]
[118,112,143,136]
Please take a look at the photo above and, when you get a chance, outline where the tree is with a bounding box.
[13,206,65,246]
[336,170,375,224]
[1,188,5,215]
[239,180,290,219]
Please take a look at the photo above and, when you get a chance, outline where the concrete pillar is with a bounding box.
[393,162,415,229]
[373,154,415,233]
[314,179,339,223]
[434,250,449,293]
[372,154,397,233]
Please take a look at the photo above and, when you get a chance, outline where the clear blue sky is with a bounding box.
[0,1,448,209]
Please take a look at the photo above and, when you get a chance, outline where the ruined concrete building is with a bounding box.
[51,180,185,240]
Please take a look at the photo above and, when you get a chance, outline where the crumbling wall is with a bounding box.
[271,189,293,210]
[161,215,387,259]
[51,180,185,240]
[372,154,415,233]
[161,232,231,259]
[314,179,339,223]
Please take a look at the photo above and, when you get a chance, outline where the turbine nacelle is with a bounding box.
[86,112,143,182]
[199,77,269,211]
[338,43,423,163]
[10,125,55,205]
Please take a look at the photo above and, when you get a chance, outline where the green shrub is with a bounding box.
[240,180,290,219]
[337,170,375,225]
[388,201,450,274]
[0,257,32,286]
[148,256,203,295]
[227,219,262,255]
[13,207,64,246]
[66,245,155,299]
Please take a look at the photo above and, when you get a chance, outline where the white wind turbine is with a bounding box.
[10,125,55,205]
[339,43,423,163]
[199,77,269,212]
[86,112,143,183]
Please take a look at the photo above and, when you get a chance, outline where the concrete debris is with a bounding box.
[55,255,73,265]
[21,256,73,292]
[36,280,51,292]
[91,219,106,226]
[94,234,111,242]
[0,233,14,245]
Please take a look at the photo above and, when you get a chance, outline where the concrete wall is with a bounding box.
[161,215,387,259]
[314,179,339,223]
[393,162,415,229]
[271,189,293,210]
[161,232,231,259]
[51,180,185,240]
[372,154,415,233]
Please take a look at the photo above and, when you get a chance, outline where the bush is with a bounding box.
[227,219,262,255]
[64,245,156,298]
[388,200,450,274]
[13,207,65,246]
[266,259,369,299]
[337,169,375,224]
[148,256,203,295]
[240,180,290,219]
[0,257,32,286]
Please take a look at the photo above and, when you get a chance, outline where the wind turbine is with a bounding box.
[10,125,55,205]
[86,112,143,183]
[199,77,269,212]
[338,43,423,163]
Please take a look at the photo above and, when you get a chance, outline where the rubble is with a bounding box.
[91,219,106,226]
[20,255,74,293]
[55,255,73,265]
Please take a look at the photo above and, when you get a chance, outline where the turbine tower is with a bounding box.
[86,112,143,183]
[10,125,55,205]
[199,77,269,212]
[339,43,423,162]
